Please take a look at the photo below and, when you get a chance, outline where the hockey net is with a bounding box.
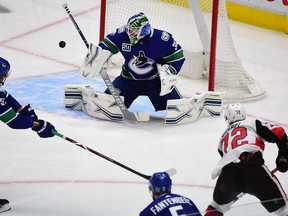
[99,0,265,102]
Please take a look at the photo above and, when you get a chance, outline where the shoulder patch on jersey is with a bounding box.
[0,97,5,106]
[122,43,131,52]
[117,25,126,34]
[161,31,170,42]
[172,40,179,49]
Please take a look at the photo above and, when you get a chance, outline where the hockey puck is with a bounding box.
[59,41,66,48]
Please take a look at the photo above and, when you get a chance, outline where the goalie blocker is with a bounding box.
[157,64,178,96]
[64,85,221,125]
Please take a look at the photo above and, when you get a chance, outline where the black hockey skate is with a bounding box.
[0,199,11,213]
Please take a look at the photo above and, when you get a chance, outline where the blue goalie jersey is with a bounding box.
[140,193,202,216]
[99,26,185,81]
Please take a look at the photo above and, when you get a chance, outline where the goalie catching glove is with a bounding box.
[80,43,112,80]
[157,64,178,96]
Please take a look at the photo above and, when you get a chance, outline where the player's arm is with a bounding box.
[157,34,185,96]
[255,119,288,172]
[17,104,38,121]
[0,90,31,129]
[2,107,55,138]
[2,90,38,121]
[99,35,120,55]
[0,100,34,130]
[159,33,185,74]
[160,49,185,74]
[2,90,22,112]
[0,92,55,138]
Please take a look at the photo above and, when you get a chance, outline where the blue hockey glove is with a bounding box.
[32,120,56,138]
[20,104,38,121]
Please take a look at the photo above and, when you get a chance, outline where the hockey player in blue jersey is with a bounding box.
[0,57,56,213]
[67,12,221,123]
[99,12,184,111]
[140,172,202,216]
[78,12,184,111]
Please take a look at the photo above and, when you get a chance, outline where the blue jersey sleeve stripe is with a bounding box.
[0,107,17,124]
[162,49,184,63]
[100,38,119,54]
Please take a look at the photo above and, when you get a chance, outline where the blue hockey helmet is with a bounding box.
[0,57,10,77]
[126,12,151,46]
[0,57,11,85]
[149,172,172,194]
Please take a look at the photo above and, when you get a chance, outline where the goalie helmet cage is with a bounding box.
[99,0,265,102]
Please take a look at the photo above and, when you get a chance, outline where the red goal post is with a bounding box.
[99,0,265,102]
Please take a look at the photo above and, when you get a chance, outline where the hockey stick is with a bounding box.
[62,3,149,122]
[52,130,177,180]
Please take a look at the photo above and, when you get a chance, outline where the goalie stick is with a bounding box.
[52,130,177,180]
[62,3,149,122]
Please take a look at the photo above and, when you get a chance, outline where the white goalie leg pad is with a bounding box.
[80,43,112,80]
[64,84,123,122]
[64,84,85,110]
[82,87,123,122]
[157,64,178,96]
[165,91,222,125]
[200,91,222,117]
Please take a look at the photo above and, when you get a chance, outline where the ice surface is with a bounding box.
[0,0,287,215]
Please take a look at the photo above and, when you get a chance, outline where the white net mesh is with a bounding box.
[213,0,265,101]
[101,0,265,102]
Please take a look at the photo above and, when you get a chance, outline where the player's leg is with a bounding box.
[148,86,182,111]
[205,169,241,215]
[246,165,287,214]
[104,76,138,108]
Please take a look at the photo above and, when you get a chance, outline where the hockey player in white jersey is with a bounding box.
[205,103,288,216]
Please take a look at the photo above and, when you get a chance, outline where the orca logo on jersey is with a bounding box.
[122,43,131,52]
[161,31,170,41]
[128,51,154,75]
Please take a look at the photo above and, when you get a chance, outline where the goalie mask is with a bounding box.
[149,172,172,194]
[223,103,246,126]
[126,12,151,46]
[0,57,11,85]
